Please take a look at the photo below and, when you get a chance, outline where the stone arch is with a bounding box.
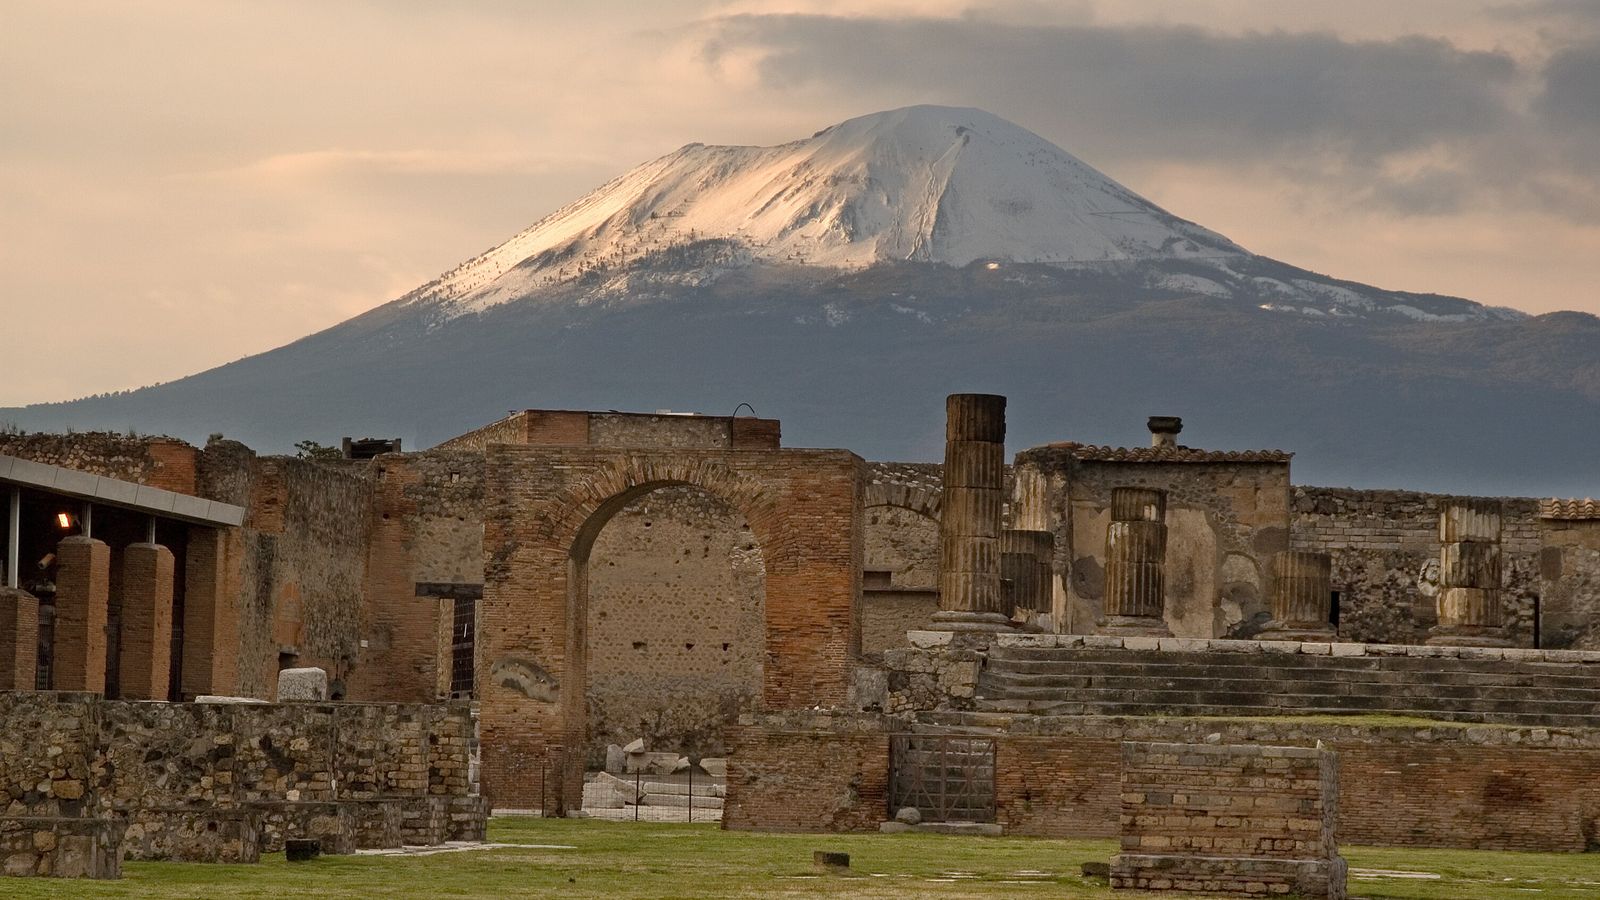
[863,482,941,522]
[479,446,861,812]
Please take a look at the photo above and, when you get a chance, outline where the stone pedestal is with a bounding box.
[0,587,39,691]
[1100,489,1171,637]
[1260,551,1336,641]
[1000,529,1053,626]
[931,394,1013,633]
[53,537,110,693]
[118,544,174,701]
[1428,500,1510,647]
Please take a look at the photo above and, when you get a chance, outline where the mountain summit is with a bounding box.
[410,106,1243,316]
[4,107,1595,495]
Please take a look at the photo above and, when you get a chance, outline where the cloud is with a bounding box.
[700,15,1518,162]
[691,12,1600,224]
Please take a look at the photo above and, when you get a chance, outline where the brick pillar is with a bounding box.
[183,525,239,697]
[1101,487,1172,636]
[1000,529,1053,626]
[0,586,39,690]
[1260,550,1335,641]
[119,543,175,700]
[931,393,1013,633]
[1429,499,1510,647]
[54,536,110,692]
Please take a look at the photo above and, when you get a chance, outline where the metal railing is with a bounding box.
[888,733,998,823]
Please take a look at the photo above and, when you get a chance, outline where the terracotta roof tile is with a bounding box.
[1034,442,1293,464]
[1541,498,1600,520]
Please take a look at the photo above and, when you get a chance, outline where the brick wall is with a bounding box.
[586,485,764,763]
[724,714,1600,851]
[723,721,889,832]
[479,446,864,810]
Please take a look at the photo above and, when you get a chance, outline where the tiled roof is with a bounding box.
[1541,498,1600,520]
[1034,442,1293,464]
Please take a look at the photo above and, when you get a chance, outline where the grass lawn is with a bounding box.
[3,817,1597,898]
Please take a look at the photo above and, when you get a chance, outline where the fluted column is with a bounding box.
[1100,488,1172,636]
[931,393,1014,632]
[1001,528,1054,627]
[1260,550,1335,641]
[1428,499,1510,647]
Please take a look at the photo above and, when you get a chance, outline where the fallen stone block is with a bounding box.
[276,667,328,702]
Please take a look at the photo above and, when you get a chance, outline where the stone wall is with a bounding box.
[724,711,1600,852]
[1292,487,1541,645]
[0,691,482,869]
[1013,450,1292,638]
[586,485,764,764]
[1541,517,1600,650]
[862,462,944,654]
[0,432,197,494]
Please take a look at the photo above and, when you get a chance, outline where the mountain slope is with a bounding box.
[3,106,1594,496]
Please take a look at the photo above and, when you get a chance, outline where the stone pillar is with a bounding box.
[1260,551,1335,641]
[931,393,1012,632]
[1101,487,1172,636]
[53,535,110,692]
[119,543,175,700]
[0,586,39,690]
[1000,529,1054,627]
[1429,499,1510,647]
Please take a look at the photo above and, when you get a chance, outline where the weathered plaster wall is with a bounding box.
[1015,452,1291,638]
[585,485,765,763]
[1291,488,1541,645]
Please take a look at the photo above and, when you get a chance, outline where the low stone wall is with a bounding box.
[1109,742,1345,898]
[725,712,1600,852]
[0,691,484,876]
[0,816,124,879]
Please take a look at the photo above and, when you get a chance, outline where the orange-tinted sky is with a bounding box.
[3,0,1598,406]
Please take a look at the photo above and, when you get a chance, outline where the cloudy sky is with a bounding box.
[4,0,1599,406]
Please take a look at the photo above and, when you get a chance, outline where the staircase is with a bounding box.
[976,646,1600,727]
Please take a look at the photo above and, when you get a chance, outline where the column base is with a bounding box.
[1425,625,1512,648]
[1098,615,1172,638]
[928,610,1016,633]
[1257,621,1338,643]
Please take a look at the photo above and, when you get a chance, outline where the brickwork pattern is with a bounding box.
[1540,518,1600,650]
[118,544,173,701]
[0,588,38,691]
[52,537,109,692]
[722,723,889,832]
[479,446,864,811]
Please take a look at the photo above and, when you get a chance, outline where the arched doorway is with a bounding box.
[478,448,862,812]
[579,484,766,767]
[861,483,942,657]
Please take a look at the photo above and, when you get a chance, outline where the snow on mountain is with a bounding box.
[401,105,1247,317]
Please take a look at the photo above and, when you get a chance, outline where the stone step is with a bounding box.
[984,652,1600,682]
[638,793,724,810]
[983,682,1600,714]
[971,698,1600,728]
[977,670,1600,702]
[640,780,724,798]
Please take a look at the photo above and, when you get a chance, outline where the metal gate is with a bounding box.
[450,595,475,698]
[889,733,997,823]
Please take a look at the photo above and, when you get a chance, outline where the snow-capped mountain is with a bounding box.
[3,106,1594,495]
[407,106,1245,315]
